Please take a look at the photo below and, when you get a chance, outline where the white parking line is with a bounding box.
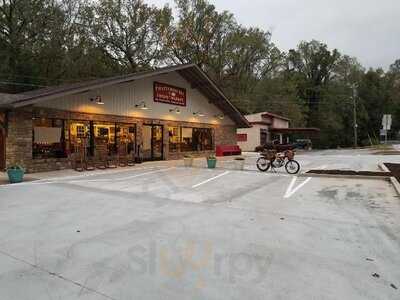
[192,171,230,188]
[38,166,160,183]
[284,177,312,198]
[284,164,328,198]
[68,167,176,183]
[0,167,174,188]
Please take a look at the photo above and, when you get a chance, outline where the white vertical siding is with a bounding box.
[237,125,266,152]
[272,118,289,128]
[35,71,235,126]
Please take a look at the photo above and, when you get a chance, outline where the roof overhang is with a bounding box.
[0,64,250,128]
[270,127,320,134]
[262,112,290,121]
[250,121,272,126]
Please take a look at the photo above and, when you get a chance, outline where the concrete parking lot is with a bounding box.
[0,149,400,299]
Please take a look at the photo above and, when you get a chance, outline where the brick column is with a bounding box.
[214,125,237,146]
[136,121,143,161]
[6,107,33,169]
[163,124,169,160]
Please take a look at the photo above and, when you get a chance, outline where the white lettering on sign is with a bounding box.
[154,82,186,106]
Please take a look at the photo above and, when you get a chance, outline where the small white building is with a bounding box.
[237,112,320,152]
[237,112,290,152]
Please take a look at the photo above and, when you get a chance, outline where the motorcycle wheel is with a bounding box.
[285,160,300,174]
[256,157,271,172]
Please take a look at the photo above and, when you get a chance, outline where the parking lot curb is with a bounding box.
[378,163,390,172]
[389,177,400,196]
[379,163,400,196]
[299,172,391,181]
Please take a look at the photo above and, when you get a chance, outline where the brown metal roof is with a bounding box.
[0,64,250,128]
[270,127,320,134]
[0,93,21,106]
[250,121,272,126]
[262,112,291,121]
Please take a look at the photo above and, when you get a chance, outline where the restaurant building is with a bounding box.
[0,64,249,173]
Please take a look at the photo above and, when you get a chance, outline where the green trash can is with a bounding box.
[207,158,217,169]
[7,167,25,184]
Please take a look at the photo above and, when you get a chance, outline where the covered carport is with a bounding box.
[270,127,320,145]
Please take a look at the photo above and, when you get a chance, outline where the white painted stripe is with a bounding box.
[32,166,159,184]
[284,176,312,198]
[68,167,175,183]
[0,167,172,188]
[192,171,230,188]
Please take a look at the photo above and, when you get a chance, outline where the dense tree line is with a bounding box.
[1,0,399,147]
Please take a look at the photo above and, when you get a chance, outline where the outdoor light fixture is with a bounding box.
[90,95,104,105]
[193,111,205,117]
[214,114,224,120]
[135,101,150,110]
[169,107,181,114]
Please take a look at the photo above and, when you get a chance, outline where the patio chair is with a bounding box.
[94,143,108,169]
[72,144,85,172]
[107,144,118,169]
[126,143,136,167]
[118,143,129,167]
[84,151,96,171]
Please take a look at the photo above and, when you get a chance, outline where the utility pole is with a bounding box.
[352,85,358,148]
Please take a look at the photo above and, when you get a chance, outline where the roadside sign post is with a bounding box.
[382,114,392,144]
[352,86,358,148]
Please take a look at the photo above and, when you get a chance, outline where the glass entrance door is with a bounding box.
[142,125,164,161]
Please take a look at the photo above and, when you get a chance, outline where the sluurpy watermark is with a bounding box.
[126,238,272,285]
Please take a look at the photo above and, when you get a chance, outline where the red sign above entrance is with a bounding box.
[154,82,186,107]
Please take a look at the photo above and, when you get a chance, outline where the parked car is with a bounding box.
[293,139,312,150]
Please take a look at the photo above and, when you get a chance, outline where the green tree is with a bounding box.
[166,0,281,112]
[286,40,342,126]
[91,0,172,72]
[251,75,306,127]
[386,59,400,138]
[221,27,282,110]
[0,0,57,91]
[165,0,236,70]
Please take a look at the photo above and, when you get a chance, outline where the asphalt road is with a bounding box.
[0,151,399,299]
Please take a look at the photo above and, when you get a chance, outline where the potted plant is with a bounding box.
[183,154,194,167]
[206,154,217,169]
[6,165,25,184]
[234,157,245,170]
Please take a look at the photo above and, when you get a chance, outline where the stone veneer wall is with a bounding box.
[5,107,239,173]
[5,107,33,169]
[215,125,237,145]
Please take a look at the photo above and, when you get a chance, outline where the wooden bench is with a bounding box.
[216,145,242,157]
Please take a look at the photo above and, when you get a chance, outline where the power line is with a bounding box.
[0,72,99,82]
[0,81,48,87]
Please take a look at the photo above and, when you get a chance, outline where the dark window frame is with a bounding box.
[180,127,214,152]
[32,117,67,159]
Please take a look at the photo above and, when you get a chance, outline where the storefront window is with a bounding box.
[117,124,136,155]
[193,128,213,151]
[69,121,91,156]
[181,127,214,152]
[168,126,180,152]
[94,122,116,155]
[33,118,67,159]
[68,121,136,158]
[181,127,193,152]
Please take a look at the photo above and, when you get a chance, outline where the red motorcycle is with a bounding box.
[256,149,300,174]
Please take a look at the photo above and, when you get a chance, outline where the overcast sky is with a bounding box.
[147,0,400,70]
